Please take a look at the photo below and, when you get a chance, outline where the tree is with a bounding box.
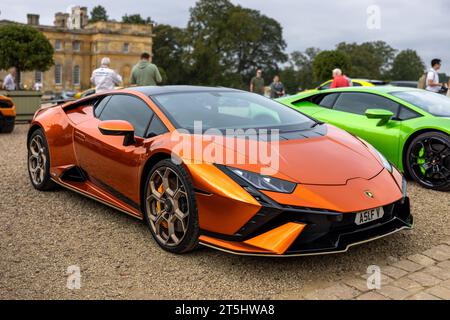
[90,5,108,23]
[279,48,321,94]
[152,24,190,85]
[290,47,320,90]
[390,50,425,81]
[187,0,287,88]
[0,24,54,88]
[279,67,299,94]
[312,50,351,83]
[122,14,154,25]
[336,41,396,79]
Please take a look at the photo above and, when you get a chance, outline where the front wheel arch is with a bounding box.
[139,152,173,213]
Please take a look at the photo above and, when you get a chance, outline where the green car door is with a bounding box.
[306,92,403,165]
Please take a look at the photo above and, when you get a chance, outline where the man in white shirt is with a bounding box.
[33,81,43,91]
[426,59,444,93]
[90,57,122,93]
[2,67,17,91]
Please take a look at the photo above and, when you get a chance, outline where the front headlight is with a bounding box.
[373,149,393,173]
[227,167,296,194]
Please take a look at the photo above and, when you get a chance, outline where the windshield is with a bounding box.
[151,91,315,132]
[391,90,450,117]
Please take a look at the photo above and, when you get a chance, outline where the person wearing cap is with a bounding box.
[130,52,162,86]
[90,57,122,93]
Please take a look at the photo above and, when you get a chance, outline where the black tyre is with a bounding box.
[27,129,58,191]
[0,118,15,133]
[406,132,450,191]
[143,159,199,254]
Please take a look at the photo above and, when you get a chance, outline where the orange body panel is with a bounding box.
[263,169,403,213]
[29,87,411,256]
[0,96,16,117]
[244,223,306,254]
[200,223,305,255]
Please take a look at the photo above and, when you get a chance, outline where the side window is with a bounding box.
[147,115,169,137]
[398,106,421,121]
[315,93,340,109]
[333,93,400,116]
[99,95,154,137]
[94,96,111,118]
[352,82,362,87]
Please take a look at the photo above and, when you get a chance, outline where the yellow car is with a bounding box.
[302,79,386,93]
[0,95,16,133]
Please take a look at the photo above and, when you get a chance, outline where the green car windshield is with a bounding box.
[391,90,450,117]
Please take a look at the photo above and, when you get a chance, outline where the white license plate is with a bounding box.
[355,207,384,225]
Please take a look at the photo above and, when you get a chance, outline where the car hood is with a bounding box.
[172,124,384,186]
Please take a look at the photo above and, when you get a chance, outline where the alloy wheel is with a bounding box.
[409,136,450,189]
[29,135,48,185]
[146,167,190,247]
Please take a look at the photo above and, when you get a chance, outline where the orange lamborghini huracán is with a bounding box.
[28,86,413,256]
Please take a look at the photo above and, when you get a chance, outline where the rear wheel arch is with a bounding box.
[402,129,449,177]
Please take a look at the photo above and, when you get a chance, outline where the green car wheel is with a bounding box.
[406,132,450,191]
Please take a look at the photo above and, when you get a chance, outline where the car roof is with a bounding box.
[318,85,423,95]
[126,85,242,96]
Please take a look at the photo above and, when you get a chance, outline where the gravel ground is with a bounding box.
[0,124,449,300]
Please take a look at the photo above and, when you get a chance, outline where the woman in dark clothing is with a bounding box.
[270,75,285,99]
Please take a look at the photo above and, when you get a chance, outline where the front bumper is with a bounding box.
[199,197,413,257]
[285,197,413,255]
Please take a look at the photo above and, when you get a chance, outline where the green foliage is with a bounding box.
[122,14,154,25]
[390,50,425,81]
[312,50,351,83]
[90,5,108,23]
[279,48,321,93]
[336,41,396,79]
[279,67,299,94]
[152,24,190,85]
[0,24,54,78]
[186,0,287,88]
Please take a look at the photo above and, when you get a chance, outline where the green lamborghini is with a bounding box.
[279,86,450,191]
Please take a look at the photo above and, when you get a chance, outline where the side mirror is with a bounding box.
[98,120,135,146]
[365,109,394,126]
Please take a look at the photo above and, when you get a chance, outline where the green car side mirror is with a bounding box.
[365,109,394,126]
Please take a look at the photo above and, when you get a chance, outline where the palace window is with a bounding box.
[73,41,81,52]
[55,64,62,85]
[55,40,62,51]
[123,43,130,53]
[35,71,43,83]
[73,65,80,85]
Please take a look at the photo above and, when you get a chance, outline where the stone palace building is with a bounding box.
[0,6,154,93]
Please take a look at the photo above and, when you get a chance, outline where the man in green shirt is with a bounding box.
[250,69,265,95]
[130,52,162,86]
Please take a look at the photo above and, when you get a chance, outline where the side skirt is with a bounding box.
[51,178,143,220]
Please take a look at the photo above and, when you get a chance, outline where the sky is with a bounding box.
[1,0,449,74]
